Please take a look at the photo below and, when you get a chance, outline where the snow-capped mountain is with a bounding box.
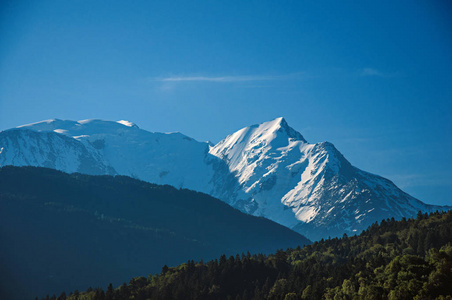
[210,117,449,240]
[0,118,448,240]
[0,119,236,199]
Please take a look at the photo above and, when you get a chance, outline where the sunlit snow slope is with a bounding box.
[210,117,449,240]
[1,118,448,240]
[0,119,235,199]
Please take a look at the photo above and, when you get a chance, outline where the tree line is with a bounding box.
[41,209,452,300]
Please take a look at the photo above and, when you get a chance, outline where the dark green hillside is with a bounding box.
[63,209,452,300]
[0,166,310,300]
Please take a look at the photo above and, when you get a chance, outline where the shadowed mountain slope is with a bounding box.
[0,166,309,300]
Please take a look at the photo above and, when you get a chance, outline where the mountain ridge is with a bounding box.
[0,165,310,300]
[0,117,449,240]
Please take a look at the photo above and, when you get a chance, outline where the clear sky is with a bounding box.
[1,0,451,206]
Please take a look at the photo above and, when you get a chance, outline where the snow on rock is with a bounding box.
[116,120,139,128]
[2,117,450,241]
[6,119,234,197]
[210,117,450,240]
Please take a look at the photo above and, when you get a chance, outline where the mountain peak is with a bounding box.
[116,120,139,128]
[262,117,307,143]
[17,119,79,132]
[4,117,448,242]
[16,119,143,138]
[210,117,308,164]
[271,116,285,124]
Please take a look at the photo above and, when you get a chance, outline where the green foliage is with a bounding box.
[59,208,452,299]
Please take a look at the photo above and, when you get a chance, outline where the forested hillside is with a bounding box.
[0,166,309,300]
[59,210,452,300]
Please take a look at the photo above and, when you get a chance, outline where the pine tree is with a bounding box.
[105,283,114,300]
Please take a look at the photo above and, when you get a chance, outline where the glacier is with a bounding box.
[1,117,449,240]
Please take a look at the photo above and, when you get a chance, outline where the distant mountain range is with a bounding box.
[0,166,309,300]
[0,118,449,240]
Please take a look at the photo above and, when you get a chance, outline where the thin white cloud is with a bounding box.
[152,73,305,83]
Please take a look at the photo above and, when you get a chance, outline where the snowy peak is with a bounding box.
[248,117,307,144]
[17,119,79,133]
[278,117,307,142]
[209,118,449,240]
[2,117,449,241]
[17,118,139,134]
[209,118,316,223]
[210,117,306,161]
[17,119,142,138]
[210,118,309,180]
[3,118,222,194]
[116,120,139,128]
[13,118,204,150]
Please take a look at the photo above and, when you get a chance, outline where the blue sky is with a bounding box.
[1,0,451,205]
